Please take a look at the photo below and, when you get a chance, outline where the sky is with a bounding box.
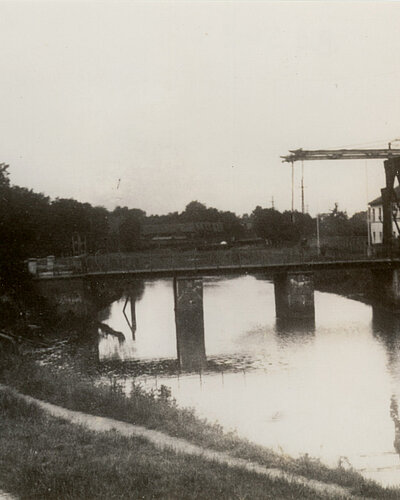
[1,0,400,216]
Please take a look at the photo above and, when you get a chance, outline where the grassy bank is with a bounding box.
[0,380,327,499]
[1,352,399,499]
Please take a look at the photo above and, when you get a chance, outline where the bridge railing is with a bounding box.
[82,246,376,275]
[31,244,393,278]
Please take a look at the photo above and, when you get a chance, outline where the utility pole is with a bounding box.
[365,161,371,250]
[291,161,295,222]
[316,214,320,256]
[301,160,305,214]
[291,161,294,212]
[271,196,275,210]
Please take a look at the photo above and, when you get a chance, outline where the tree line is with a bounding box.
[0,165,367,292]
[252,203,367,246]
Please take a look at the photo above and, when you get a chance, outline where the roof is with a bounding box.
[369,185,400,206]
[141,221,224,236]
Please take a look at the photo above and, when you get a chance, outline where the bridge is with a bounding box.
[34,256,400,279]
[25,148,400,370]
[28,248,400,371]
[30,246,400,278]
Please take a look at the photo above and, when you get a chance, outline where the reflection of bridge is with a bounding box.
[31,250,400,371]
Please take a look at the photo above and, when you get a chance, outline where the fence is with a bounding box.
[84,246,373,274]
[29,243,386,278]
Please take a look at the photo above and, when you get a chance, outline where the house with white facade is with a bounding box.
[368,185,400,244]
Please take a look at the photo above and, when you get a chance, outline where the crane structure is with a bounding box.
[281,148,400,246]
[282,148,400,163]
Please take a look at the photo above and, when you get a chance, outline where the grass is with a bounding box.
[0,389,325,500]
[1,352,400,499]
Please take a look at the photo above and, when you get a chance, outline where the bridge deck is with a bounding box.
[35,258,400,281]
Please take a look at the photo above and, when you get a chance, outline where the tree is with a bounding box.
[252,207,313,245]
[119,212,141,251]
[252,208,283,244]
[320,203,351,236]
[0,163,10,187]
[349,211,368,236]
[87,206,110,253]
[0,165,37,297]
[48,198,91,255]
[110,207,142,251]
[181,201,211,222]
[219,210,244,240]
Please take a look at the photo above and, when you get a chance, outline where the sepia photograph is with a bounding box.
[2,1,400,498]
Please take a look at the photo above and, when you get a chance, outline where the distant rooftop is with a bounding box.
[141,221,224,237]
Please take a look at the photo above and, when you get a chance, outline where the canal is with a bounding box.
[97,275,400,487]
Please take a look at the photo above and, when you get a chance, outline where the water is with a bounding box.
[99,275,400,486]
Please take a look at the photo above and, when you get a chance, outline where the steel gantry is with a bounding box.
[281,147,400,246]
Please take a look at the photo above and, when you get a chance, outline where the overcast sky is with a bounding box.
[2,1,400,216]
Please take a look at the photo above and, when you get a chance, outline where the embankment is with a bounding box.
[0,352,398,499]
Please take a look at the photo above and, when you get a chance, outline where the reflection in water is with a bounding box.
[372,305,400,483]
[391,396,400,456]
[274,317,315,349]
[275,316,315,334]
[98,276,400,487]
[122,295,136,339]
[99,280,176,362]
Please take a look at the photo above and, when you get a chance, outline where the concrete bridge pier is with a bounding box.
[274,272,315,320]
[173,277,207,371]
[372,269,400,308]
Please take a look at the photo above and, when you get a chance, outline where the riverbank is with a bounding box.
[0,351,399,499]
[0,269,398,498]
[0,388,323,500]
[0,385,351,500]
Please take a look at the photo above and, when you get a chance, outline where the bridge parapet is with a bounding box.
[29,245,380,279]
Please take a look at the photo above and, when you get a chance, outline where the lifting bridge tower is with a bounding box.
[281,147,400,248]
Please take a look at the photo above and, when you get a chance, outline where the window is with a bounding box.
[373,232,376,242]
[378,207,382,220]
[372,208,376,222]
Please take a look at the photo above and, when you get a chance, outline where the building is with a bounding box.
[141,221,224,247]
[368,185,400,244]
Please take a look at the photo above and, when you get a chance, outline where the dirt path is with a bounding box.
[0,384,357,499]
